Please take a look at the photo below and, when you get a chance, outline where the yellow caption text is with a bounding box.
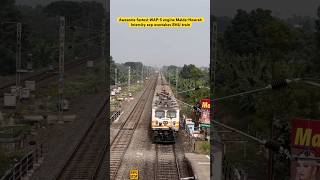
[117,17,205,28]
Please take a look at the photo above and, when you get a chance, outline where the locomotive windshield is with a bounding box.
[166,111,176,118]
[155,110,165,118]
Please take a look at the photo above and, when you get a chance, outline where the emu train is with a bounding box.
[151,73,180,143]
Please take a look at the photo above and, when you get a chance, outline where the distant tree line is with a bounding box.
[110,56,151,86]
[162,64,209,120]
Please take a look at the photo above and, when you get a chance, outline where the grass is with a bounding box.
[23,62,106,113]
[225,142,268,178]
[0,125,31,138]
[0,125,30,176]
[0,146,28,177]
[196,140,210,155]
[110,83,143,112]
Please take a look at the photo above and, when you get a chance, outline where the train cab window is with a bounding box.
[166,111,176,118]
[155,110,165,118]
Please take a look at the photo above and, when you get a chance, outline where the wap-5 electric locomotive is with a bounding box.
[151,73,180,143]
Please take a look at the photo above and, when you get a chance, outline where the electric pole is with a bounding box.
[141,65,144,83]
[128,66,131,92]
[168,71,170,86]
[16,22,21,101]
[211,20,223,180]
[101,18,106,85]
[58,16,65,124]
[115,68,117,86]
[87,21,90,54]
[175,68,178,91]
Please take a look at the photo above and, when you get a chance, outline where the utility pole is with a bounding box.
[168,71,170,86]
[141,65,144,83]
[211,20,223,180]
[128,66,131,92]
[268,118,274,180]
[87,21,90,54]
[58,16,65,124]
[115,68,117,86]
[175,68,178,91]
[147,67,149,78]
[101,18,106,85]
[16,22,21,102]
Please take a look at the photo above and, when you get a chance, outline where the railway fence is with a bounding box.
[182,130,196,152]
[110,109,121,122]
[0,144,43,180]
[222,157,247,180]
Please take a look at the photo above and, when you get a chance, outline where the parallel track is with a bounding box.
[56,97,108,180]
[155,144,181,180]
[110,76,157,180]
[0,56,98,95]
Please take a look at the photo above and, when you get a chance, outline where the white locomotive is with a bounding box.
[151,72,180,143]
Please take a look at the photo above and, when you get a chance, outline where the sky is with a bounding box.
[110,0,210,67]
[212,0,319,18]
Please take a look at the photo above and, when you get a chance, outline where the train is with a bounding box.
[151,72,180,143]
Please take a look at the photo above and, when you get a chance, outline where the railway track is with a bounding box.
[110,76,157,180]
[56,97,108,180]
[154,72,182,180]
[0,56,99,96]
[155,144,181,180]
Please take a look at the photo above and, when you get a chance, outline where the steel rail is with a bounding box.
[56,96,108,180]
[154,144,181,180]
[110,76,157,180]
[0,55,99,94]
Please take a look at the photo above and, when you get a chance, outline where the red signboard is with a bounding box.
[200,98,211,110]
[199,99,210,124]
[291,118,320,180]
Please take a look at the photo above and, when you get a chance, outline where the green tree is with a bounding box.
[223,8,297,58]
[223,9,273,55]
[43,1,105,60]
[180,64,203,80]
[259,18,298,57]
[43,1,83,23]
[316,6,320,49]
[0,0,23,75]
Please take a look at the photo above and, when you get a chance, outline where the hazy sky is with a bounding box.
[110,0,210,67]
[212,0,319,18]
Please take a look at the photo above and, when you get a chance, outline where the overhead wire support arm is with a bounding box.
[302,80,320,88]
[212,120,266,144]
[212,79,299,102]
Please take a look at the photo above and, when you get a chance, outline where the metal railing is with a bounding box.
[1,145,43,180]
[222,157,247,180]
[110,110,121,122]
